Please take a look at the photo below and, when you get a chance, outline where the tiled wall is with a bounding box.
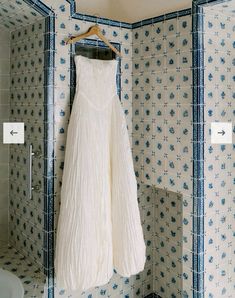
[203,7,235,298]
[0,0,45,30]
[132,14,193,194]
[132,13,194,298]
[8,19,46,268]
[0,28,10,242]
[153,188,183,298]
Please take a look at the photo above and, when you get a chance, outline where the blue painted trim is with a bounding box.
[194,0,232,5]
[132,8,191,28]
[23,1,55,297]
[66,0,191,29]
[23,0,54,16]
[44,11,55,298]
[192,1,205,296]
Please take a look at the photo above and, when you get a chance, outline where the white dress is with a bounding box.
[55,55,146,291]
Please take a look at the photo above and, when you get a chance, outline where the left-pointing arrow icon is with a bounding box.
[10,130,18,136]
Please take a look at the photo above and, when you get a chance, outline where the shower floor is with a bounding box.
[0,241,45,297]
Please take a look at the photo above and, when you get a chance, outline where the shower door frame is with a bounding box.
[22,1,55,297]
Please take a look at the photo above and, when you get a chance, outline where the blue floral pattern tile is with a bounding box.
[0,0,43,30]
[132,13,193,298]
[203,7,235,298]
[132,15,193,195]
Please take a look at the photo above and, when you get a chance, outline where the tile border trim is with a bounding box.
[66,0,191,29]
[194,0,231,5]
[132,8,192,28]
[192,1,205,296]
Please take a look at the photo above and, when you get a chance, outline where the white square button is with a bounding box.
[211,122,232,144]
[3,122,25,144]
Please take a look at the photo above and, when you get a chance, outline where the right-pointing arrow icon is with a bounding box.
[218,130,225,136]
[211,122,232,144]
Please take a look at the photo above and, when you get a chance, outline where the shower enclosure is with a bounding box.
[0,0,234,297]
[0,0,54,296]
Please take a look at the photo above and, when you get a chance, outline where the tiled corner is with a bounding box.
[0,241,45,297]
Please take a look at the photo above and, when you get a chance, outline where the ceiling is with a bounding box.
[0,0,44,30]
[75,0,192,23]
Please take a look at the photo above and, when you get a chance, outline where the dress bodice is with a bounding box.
[74,55,118,110]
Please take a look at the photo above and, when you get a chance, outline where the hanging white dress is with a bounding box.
[55,55,146,291]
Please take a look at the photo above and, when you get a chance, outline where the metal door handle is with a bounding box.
[29,145,41,199]
[29,145,34,199]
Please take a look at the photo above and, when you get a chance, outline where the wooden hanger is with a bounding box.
[66,25,122,58]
